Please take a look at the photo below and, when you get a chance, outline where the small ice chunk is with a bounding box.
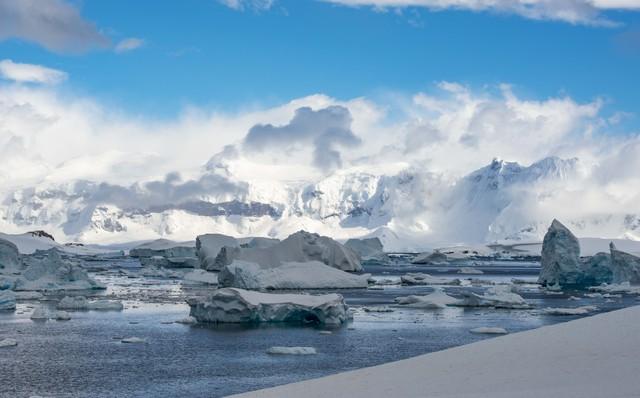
[175,316,197,325]
[542,306,597,315]
[401,273,461,286]
[0,338,18,348]
[458,267,484,275]
[54,311,71,321]
[121,337,146,344]
[395,288,459,309]
[266,346,317,355]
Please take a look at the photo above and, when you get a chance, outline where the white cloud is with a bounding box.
[218,0,275,11]
[115,38,145,54]
[0,59,67,85]
[320,0,640,25]
[0,0,109,53]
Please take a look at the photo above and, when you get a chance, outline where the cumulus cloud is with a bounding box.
[243,106,362,171]
[115,38,145,53]
[0,59,67,84]
[320,0,640,25]
[0,0,109,53]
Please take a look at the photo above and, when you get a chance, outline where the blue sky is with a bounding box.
[0,0,639,122]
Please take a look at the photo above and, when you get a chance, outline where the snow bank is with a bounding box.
[401,273,461,286]
[229,303,640,398]
[455,285,529,309]
[216,231,362,272]
[219,261,369,290]
[266,346,317,355]
[188,288,349,325]
[0,231,58,254]
[0,289,16,311]
[57,296,123,311]
[14,249,105,291]
[195,233,239,271]
[394,288,459,309]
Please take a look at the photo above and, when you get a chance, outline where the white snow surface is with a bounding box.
[219,260,370,290]
[231,305,640,398]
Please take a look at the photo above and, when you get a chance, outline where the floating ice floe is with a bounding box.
[411,251,448,264]
[187,288,349,325]
[266,346,317,355]
[542,306,597,315]
[469,327,508,334]
[454,285,529,309]
[394,288,459,309]
[362,306,394,313]
[0,338,18,348]
[589,282,640,295]
[57,296,124,311]
[458,267,484,275]
[219,261,370,290]
[0,289,16,311]
[14,291,44,300]
[401,273,461,286]
[215,231,362,272]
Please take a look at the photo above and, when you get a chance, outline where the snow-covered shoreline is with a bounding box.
[230,305,640,398]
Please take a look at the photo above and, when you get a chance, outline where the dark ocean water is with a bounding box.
[0,260,636,398]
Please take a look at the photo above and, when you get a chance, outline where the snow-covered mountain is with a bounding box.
[1,155,639,250]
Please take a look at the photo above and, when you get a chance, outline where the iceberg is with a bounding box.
[188,287,349,325]
[454,285,529,309]
[0,238,21,274]
[196,233,239,271]
[538,219,583,286]
[344,238,388,262]
[14,249,105,291]
[54,310,71,320]
[182,269,219,285]
[129,239,196,258]
[215,231,362,272]
[0,289,16,311]
[57,296,124,311]
[394,288,459,309]
[219,261,370,290]
[411,251,448,264]
[609,243,640,284]
[30,306,49,320]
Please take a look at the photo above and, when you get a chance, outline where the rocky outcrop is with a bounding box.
[187,287,349,325]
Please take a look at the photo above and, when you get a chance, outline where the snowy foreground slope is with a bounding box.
[3,156,640,250]
[231,305,640,398]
